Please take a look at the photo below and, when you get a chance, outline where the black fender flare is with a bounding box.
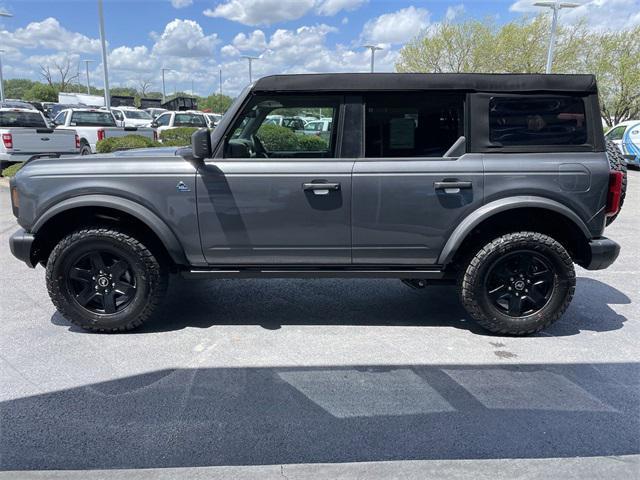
[32,194,189,266]
[437,196,592,266]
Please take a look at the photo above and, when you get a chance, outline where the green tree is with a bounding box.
[4,79,37,100]
[199,94,234,113]
[24,83,58,102]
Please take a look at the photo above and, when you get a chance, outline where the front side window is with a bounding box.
[225,95,339,159]
[174,113,206,127]
[112,110,124,121]
[365,93,464,158]
[53,111,67,125]
[606,126,626,141]
[70,111,117,127]
[155,114,171,126]
[489,96,587,146]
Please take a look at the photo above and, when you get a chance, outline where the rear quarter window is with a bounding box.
[489,96,587,146]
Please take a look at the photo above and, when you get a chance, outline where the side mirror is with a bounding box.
[150,121,158,128]
[192,128,212,160]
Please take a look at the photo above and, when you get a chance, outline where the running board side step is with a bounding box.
[181,268,447,280]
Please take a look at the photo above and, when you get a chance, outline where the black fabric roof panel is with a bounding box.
[253,73,597,94]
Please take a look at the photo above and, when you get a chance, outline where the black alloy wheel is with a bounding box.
[484,250,554,318]
[66,250,137,315]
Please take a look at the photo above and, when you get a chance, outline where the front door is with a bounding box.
[197,93,352,265]
[352,92,484,265]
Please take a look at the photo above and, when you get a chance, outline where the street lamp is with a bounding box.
[362,45,383,73]
[241,55,259,84]
[0,11,13,103]
[161,68,172,103]
[97,0,111,109]
[82,60,94,94]
[534,1,581,73]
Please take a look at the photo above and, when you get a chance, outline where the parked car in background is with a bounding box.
[151,110,207,135]
[1,100,37,110]
[145,107,168,119]
[605,120,640,168]
[264,115,306,130]
[52,108,155,154]
[0,107,79,168]
[204,113,223,128]
[110,107,153,128]
[303,118,332,134]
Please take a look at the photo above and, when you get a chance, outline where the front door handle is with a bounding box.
[303,182,341,195]
[434,181,472,190]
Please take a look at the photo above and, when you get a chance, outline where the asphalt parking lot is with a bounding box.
[0,172,638,479]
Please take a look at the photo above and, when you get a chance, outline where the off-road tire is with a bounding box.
[606,139,627,226]
[459,232,575,336]
[46,228,168,332]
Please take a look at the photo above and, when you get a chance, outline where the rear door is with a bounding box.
[197,93,353,265]
[352,92,484,265]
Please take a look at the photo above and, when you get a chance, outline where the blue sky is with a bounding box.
[0,0,638,96]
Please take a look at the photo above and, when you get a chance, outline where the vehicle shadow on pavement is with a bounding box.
[50,277,629,336]
[1,362,638,470]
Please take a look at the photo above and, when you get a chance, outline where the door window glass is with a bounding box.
[225,95,339,159]
[155,114,171,126]
[489,96,587,146]
[365,94,464,158]
[606,126,626,141]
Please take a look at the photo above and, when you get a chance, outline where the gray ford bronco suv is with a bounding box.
[9,73,625,335]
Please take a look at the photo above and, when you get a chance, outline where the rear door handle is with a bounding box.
[303,182,341,195]
[434,181,472,190]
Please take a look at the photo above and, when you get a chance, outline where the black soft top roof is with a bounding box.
[253,73,597,94]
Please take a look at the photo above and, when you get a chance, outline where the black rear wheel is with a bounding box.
[459,232,575,335]
[46,228,168,332]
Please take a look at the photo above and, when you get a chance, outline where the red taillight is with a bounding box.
[2,133,13,149]
[75,134,80,150]
[606,170,624,217]
[97,129,105,141]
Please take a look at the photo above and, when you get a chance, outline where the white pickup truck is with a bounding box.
[0,108,79,169]
[53,108,156,154]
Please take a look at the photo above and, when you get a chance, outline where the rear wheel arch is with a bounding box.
[32,196,189,268]
[441,199,592,270]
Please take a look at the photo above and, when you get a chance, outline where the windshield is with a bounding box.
[0,111,47,128]
[70,111,117,127]
[123,110,151,120]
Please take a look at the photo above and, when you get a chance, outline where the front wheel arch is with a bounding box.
[31,198,190,267]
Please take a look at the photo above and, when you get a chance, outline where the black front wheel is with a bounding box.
[46,228,168,332]
[459,232,575,335]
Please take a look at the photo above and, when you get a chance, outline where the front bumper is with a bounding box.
[624,154,639,167]
[584,237,620,270]
[9,228,37,268]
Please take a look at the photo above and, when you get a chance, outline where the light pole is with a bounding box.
[362,45,383,73]
[241,55,259,84]
[82,60,94,94]
[219,67,222,96]
[534,1,580,74]
[0,11,13,104]
[97,0,111,109]
[161,68,171,103]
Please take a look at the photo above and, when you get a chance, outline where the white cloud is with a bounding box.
[361,6,430,44]
[151,19,219,57]
[446,4,465,22]
[204,0,315,26]
[315,0,367,16]
[0,17,100,53]
[511,0,640,30]
[232,29,267,51]
[108,46,159,73]
[170,0,193,8]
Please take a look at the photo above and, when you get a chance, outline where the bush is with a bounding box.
[1,162,24,177]
[297,134,329,151]
[256,124,300,151]
[96,135,160,153]
[160,127,198,146]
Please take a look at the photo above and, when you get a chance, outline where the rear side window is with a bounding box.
[0,111,47,128]
[365,93,464,158]
[489,96,587,146]
[70,111,117,127]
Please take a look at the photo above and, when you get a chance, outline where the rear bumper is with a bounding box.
[584,237,620,270]
[9,228,37,268]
